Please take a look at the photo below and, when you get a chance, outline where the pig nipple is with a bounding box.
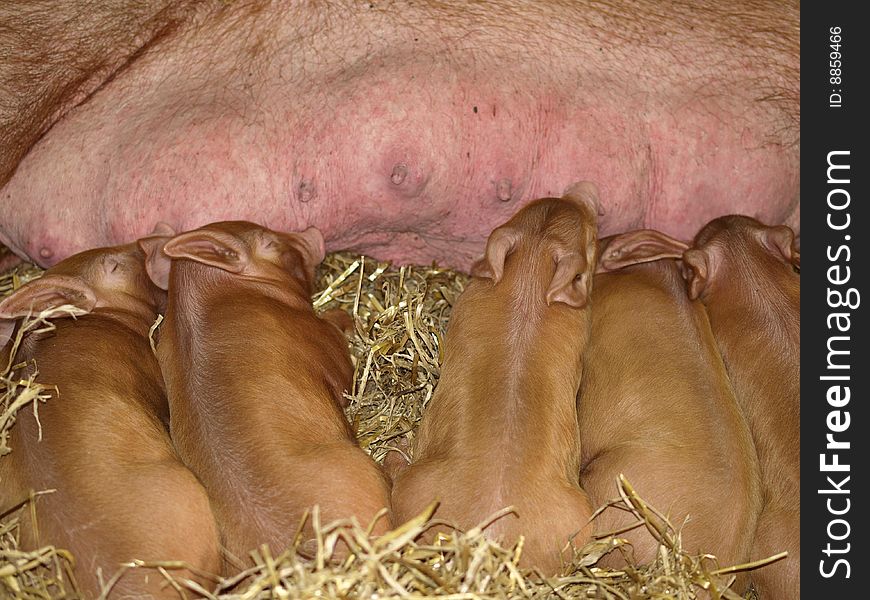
[496,179,513,202]
[297,180,316,203]
[390,163,408,185]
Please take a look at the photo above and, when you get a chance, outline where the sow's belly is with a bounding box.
[0,2,799,270]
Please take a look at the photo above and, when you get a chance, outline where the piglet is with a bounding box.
[580,230,762,594]
[0,235,221,598]
[391,182,600,574]
[142,221,392,565]
[683,216,800,600]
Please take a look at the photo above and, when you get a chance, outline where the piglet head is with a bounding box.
[142,221,325,293]
[683,215,799,300]
[471,181,599,308]
[0,240,166,347]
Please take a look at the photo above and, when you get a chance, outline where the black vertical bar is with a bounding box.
[803,3,868,597]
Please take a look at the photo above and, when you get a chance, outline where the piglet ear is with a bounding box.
[597,230,688,273]
[162,229,247,274]
[546,252,592,308]
[562,181,601,216]
[760,225,799,269]
[471,226,519,282]
[0,275,98,320]
[682,249,710,300]
[291,227,326,279]
[138,227,177,291]
[0,275,98,347]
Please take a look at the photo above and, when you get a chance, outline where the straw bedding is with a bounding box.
[0,252,771,599]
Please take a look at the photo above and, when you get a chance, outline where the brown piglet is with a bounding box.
[580,230,762,594]
[0,234,221,598]
[391,182,600,574]
[142,221,392,568]
[683,216,800,600]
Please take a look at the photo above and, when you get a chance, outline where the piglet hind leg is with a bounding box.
[512,482,595,574]
[392,460,594,575]
[749,503,800,600]
[293,443,395,540]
